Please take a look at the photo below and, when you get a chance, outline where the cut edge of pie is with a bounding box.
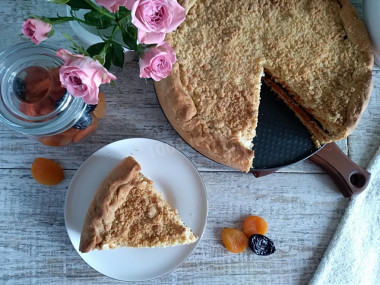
[79,156,198,253]
[154,0,374,172]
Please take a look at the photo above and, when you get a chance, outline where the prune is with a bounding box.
[85,104,97,113]
[73,112,92,129]
[54,94,68,110]
[13,77,26,101]
[249,234,276,256]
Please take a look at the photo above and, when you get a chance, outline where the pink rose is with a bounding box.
[131,0,186,44]
[56,49,116,104]
[95,0,135,12]
[125,0,138,10]
[22,18,52,45]
[139,42,176,81]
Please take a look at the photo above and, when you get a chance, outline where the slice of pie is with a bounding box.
[154,0,373,172]
[79,156,198,253]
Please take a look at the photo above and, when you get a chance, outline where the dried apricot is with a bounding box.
[19,97,55,117]
[93,92,106,119]
[243,216,268,237]
[60,127,78,137]
[33,96,55,116]
[31,158,64,185]
[73,115,98,143]
[21,66,52,103]
[19,102,38,117]
[25,77,52,102]
[41,134,73,147]
[221,228,248,253]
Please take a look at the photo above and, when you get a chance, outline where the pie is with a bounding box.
[79,156,198,253]
[154,0,373,172]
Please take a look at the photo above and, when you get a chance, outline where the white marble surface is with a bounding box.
[0,1,379,284]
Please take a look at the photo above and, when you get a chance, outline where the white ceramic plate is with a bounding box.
[64,138,208,281]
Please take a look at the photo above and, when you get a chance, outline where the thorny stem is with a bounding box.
[99,25,120,56]
[48,16,86,25]
[83,0,115,20]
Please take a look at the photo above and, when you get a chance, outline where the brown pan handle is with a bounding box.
[308,142,371,198]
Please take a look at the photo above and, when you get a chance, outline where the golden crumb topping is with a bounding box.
[172,0,371,141]
[79,157,197,253]
[102,174,195,248]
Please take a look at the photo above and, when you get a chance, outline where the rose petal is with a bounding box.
[138,30,166,44]
[165,0,186,32]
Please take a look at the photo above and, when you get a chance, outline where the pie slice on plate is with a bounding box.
[154,0,374,172]
[79,156,198,253]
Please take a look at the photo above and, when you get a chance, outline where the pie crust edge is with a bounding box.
[79,157,142,253]
[154,0,374,172]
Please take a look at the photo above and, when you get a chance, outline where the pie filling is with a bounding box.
[262,74,330,143]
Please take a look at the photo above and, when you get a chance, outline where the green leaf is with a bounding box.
[120,22,137,50]
[86,42,106,57]
[86,42,112,69]
[66,0,92,10]
[121,32,137,51]
[104,51,112,70]
[118,7,131,19]
[110,43,124,68]
[47,0,70,4]
[84,10,113,29]
[93,55,105,65]
[125,16,137,39]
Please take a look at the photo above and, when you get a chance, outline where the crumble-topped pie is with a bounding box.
[154,0,373,172]
[79,156,198,253]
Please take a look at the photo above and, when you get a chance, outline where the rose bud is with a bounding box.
[22,18,52,45]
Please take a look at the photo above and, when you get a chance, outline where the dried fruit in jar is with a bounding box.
[85,104,97,113]
[31,158,64,185]
[93,92,106,119]
[48,67,66,101]
[73,112,93,130]
[17,66,52,103]
[41,135,72,147]
[249,234,276,256]
[73,115,98,143]
[40,127,78,147]
[221,228,248,253]
[243,216,268,237]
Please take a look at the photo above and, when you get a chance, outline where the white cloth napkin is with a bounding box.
[310,146,380,285]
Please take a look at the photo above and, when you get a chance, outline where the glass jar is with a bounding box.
[0,42,104,146]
